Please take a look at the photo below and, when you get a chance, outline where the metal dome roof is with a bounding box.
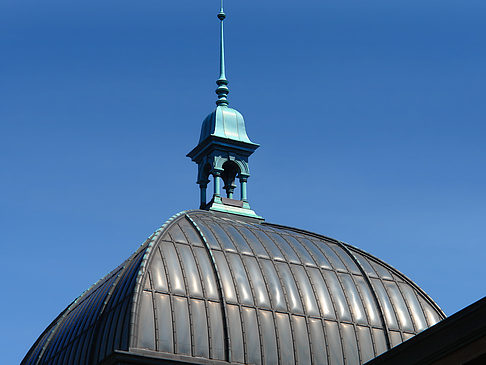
[22,210,445,365]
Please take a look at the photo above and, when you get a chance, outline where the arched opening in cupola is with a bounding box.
[221,160,240,199]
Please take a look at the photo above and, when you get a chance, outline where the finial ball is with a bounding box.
[218,12,226,21]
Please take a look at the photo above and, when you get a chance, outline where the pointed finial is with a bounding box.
[216,0,229,106]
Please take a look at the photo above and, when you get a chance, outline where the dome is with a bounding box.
[199,106,256,145]
[22,210,445,365]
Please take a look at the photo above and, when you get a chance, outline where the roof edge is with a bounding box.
[365,296,486,365]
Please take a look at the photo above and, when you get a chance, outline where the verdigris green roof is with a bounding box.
[199,105,256,145]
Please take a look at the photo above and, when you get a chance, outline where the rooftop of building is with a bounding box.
[22,209,445,365]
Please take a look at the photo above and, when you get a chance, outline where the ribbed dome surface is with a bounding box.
[22,210,445,365]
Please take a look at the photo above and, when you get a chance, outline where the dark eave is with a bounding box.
[365,296,486,365]
[187,135,259,162]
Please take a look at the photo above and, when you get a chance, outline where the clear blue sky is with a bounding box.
[1,0,485,363]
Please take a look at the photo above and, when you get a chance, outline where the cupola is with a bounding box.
[187,2,261,220]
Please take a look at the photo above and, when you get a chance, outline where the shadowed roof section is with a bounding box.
[22,210,445,365]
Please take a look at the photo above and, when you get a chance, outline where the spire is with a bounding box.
[187,1,262,221]
[216,0,229,106]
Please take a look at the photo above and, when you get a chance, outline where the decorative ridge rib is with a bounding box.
[31,257,127,365]
[262,221,394,350]
[185,212,232,362]
[334,243,392,349]
[88,242,150,364]
[33,305,72,365]
[128,210,190,350]
[261,221,446,319]
[22,308,69,365]
[352,248,446,319]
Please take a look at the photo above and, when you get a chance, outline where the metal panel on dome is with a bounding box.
[242,307,261,364]
[355,276,382,327]
[261,259,288,312]
[309,318,327,364]
[154,293,173,352]
[292,265,320,316]
[138,291,156,350]
[307,267,336,319]
[191,298,209,358]
[173,297,191,355]
[357,326,375,363]
[276,262,305,314]
[243,255,271,308]
[373,328,389,356]
[276,312,294,365]
[325,320,344,365]
[208,300,226,360]
[293,315,312,364]
[227,304,245,363]
[259,310,279,364]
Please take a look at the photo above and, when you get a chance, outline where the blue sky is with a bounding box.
[1,0,485,363]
